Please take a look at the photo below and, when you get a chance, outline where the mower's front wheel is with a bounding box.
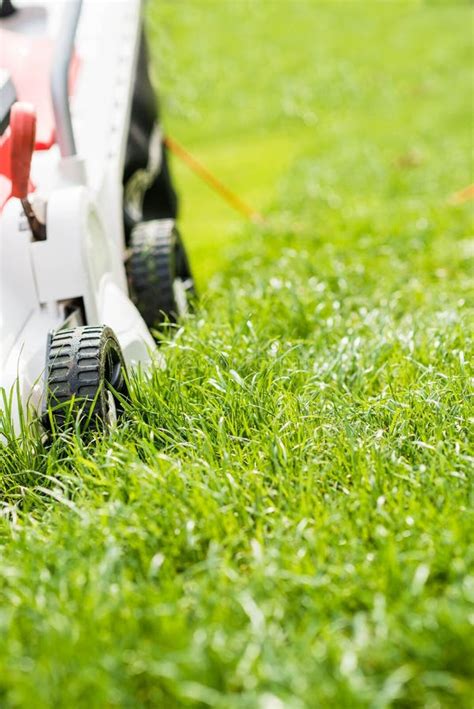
[127,219,195,328]
[44,325,129,431]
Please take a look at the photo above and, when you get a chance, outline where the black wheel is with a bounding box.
[44,325,128,430]
[0,1,16,19]
[126,219,195,328]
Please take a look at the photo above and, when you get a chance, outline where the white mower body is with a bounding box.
[0,0,158,429]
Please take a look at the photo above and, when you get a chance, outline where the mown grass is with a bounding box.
[1,1,473,707]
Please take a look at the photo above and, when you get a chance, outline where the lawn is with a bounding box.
[1,1,473,707]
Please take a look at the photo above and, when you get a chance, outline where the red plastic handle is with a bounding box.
[10,102,36,199]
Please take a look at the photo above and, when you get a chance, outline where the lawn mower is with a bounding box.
[0,0,195,433]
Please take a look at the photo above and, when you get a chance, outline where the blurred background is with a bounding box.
[146,0,472,286]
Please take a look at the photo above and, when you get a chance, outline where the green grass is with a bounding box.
[1,1,473,706]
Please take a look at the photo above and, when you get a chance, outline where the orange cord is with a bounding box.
[449,183,474,205]
[164,135,264,224]
[166,136,473,214]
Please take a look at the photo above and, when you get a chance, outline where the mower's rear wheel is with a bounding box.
[127,219,195,328]
[44,325,128,431]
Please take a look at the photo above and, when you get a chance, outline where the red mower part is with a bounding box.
[10,102,36,199]
[0,29,80,150]
[0,130,12,211]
